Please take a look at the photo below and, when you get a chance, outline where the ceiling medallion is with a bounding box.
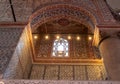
[57,19,70,26]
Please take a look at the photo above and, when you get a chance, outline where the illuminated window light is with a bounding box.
[52,38,69,57]
[68,36,71,40]
[56,35,60,39]
[34,35,38,39]
[88,36,92,40]
[77,36,80,40]
[45,35,49,39]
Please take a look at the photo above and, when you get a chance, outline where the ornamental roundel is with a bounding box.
[57,19,70,26]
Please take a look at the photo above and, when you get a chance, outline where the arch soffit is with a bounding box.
[29,4,97,33]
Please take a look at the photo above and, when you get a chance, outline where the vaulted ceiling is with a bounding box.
[34,19,92,34]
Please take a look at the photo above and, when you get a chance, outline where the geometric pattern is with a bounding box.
[2,28,32,79]
[44,65,58,80]
[30,64,107,80]
[52,38,69,57]
[34,34,100,61]
[59,66,73,80]
[87,66,102,80]
[74,66,86,80]
[30,65,44,79]
[0,28,23,74]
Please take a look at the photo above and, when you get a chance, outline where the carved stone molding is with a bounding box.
[98,29,120,47]
[100,30,120,39]
[1,80,120,84]
[31,6,89,26]
[93,27,120,47]
[98,30,111,47]
[99,30,110,40]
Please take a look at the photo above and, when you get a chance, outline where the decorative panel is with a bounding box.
[36,34,96,59]
[87,65,103,80]
[99,65,107,80]
[30,65,44,79]
[30,64,107,80]
[59,65,73,80]
[37,35,53,58]
[33,34,100,63]
[44,65,58,80]
[74,66,86,80]
[70,35,88,59]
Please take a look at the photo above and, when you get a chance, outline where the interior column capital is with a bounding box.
[93,27,120,47]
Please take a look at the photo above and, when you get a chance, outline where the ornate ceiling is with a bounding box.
[34,19,92,34]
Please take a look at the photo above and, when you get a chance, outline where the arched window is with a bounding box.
[52,38,69,57]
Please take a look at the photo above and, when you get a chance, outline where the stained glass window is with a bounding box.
[52,38,69,57]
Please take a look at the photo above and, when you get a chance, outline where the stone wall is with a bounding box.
[3,27,32,79]
[0,0,14,21]
[30,64,107,80]
[0,0,33,22]
[0,27,23,78]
